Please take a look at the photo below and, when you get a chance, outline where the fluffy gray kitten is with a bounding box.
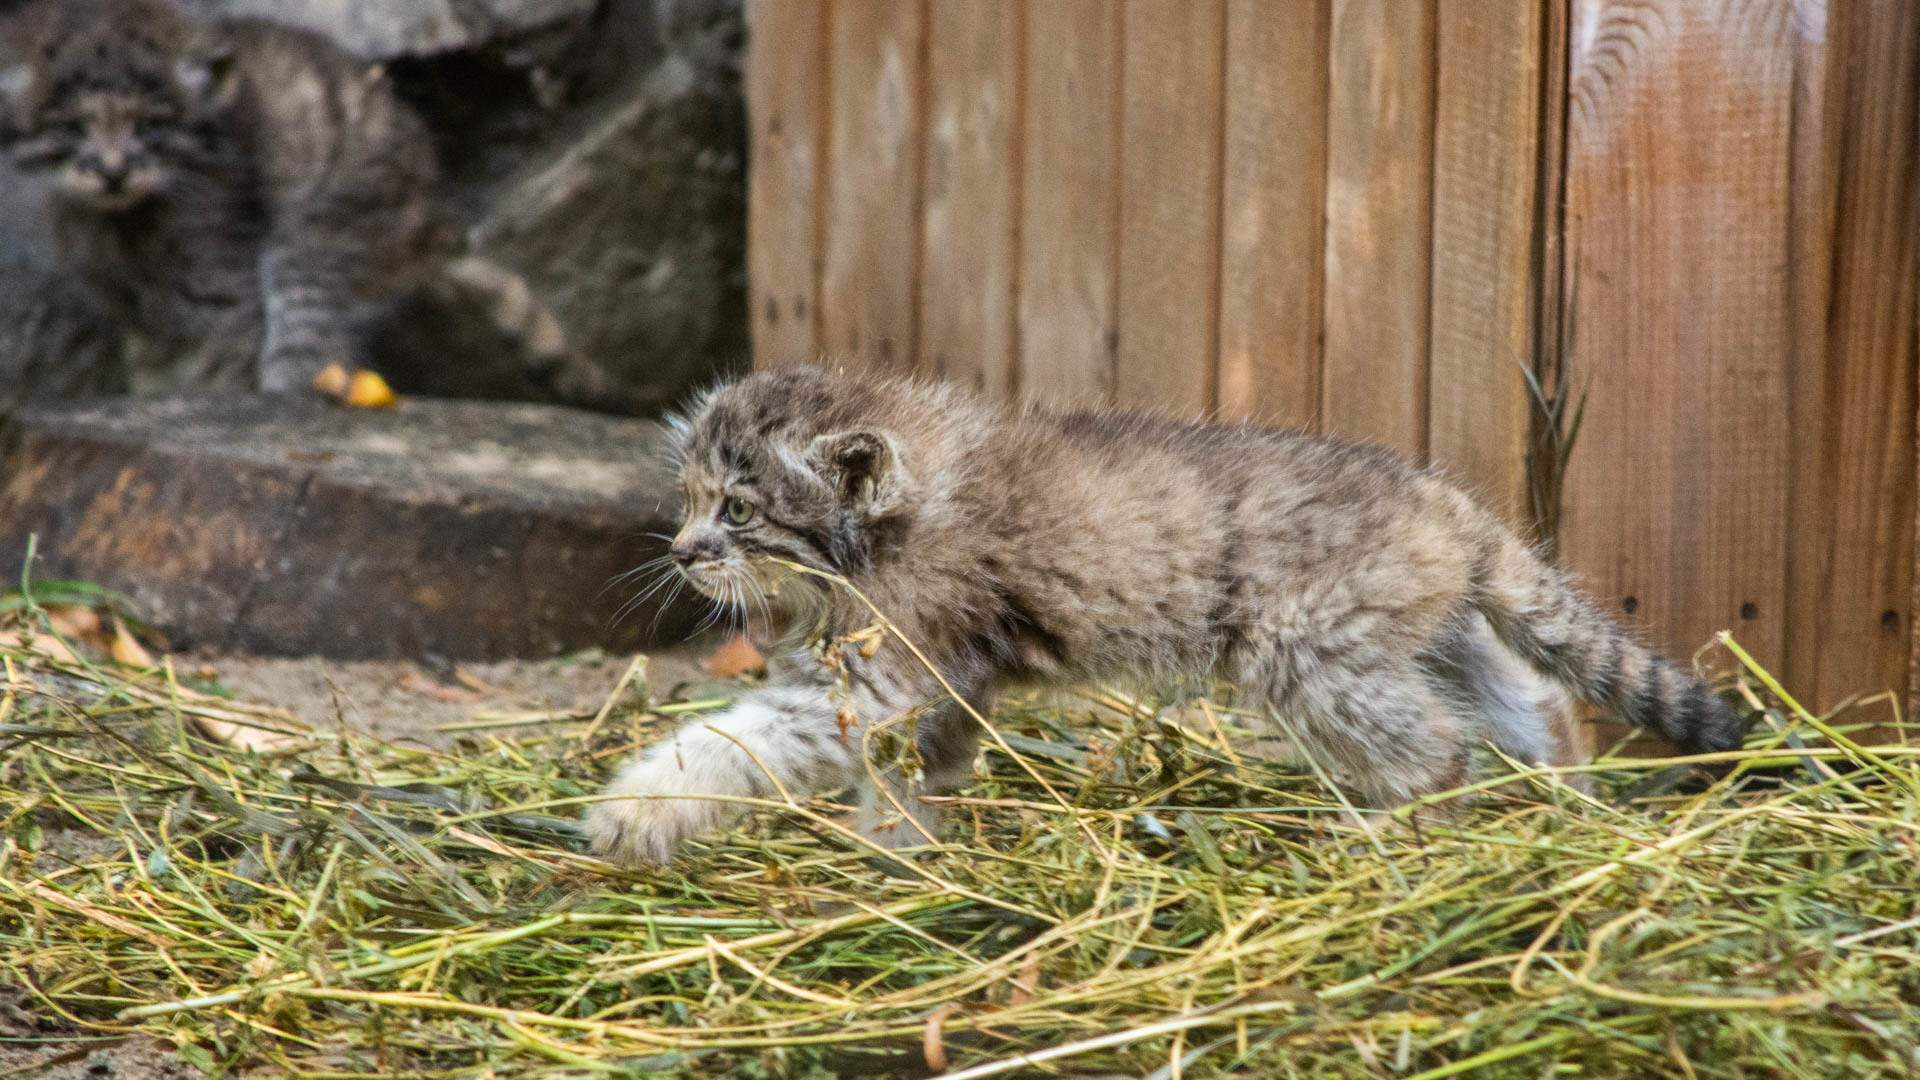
[586,366,1742,864]
[0,0,589,405]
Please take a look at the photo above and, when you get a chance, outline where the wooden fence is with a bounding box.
[745,0,1919,718]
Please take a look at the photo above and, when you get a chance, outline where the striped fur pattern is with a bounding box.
[587,366,1743,864]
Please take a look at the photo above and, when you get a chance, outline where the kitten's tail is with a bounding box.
[384,256,643,412]
[1472,535,1743,755]
[437,256,570,370]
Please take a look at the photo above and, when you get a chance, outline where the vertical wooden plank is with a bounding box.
[1113,0,1225,417]
[819,0,926,372]
[1426,1,1543,525]
[745,0,826,368]
[1322,0,1434,459]
[1808,1,1916,716]
[1017,0,1121,405]
[1216,0,1327,429]
[1780,0,1838,708]
[1531,0,1571,536]
[1560,1,1795,671]
[918,0,1018,393]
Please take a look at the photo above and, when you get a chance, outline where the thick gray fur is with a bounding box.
[586,366,1744,865]
[0,0,589,404]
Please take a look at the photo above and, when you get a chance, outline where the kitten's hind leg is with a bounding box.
[587,684,856,865]
[1422,613,1589,793]
[1253,657,1476,814]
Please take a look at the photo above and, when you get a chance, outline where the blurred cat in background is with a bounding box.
[0,0,606,410]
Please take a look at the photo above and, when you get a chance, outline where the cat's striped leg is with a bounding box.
[852,681,992,850]
[255,246,362,392]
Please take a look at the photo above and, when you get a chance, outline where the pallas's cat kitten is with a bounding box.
[587,366,1742,864]
[0,0,468,394]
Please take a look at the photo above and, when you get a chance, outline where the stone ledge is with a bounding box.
[0,395,698,660]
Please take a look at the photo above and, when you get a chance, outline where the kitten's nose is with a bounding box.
[670,541,697,568]
[85,153,129,191]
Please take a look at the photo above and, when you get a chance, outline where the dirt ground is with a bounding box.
[0,985,198,1080]
[179,633,748,748]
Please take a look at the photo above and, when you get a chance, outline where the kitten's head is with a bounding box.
[0,0,238,212]
[663,368,915,611]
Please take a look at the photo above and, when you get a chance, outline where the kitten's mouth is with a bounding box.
[678,561,722,596]
[680,558,789,606]
[62,170,162,212]
[679,560,749,600]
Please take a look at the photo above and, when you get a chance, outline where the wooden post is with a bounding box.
[1321,0,1435,460]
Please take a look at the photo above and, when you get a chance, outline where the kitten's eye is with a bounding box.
[723,496,755,525]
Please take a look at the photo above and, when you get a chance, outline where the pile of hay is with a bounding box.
[1,619,1916,1078]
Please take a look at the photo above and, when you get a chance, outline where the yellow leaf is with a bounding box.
[345,369,398,408]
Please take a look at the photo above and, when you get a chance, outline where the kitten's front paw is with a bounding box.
[584,756,733,866]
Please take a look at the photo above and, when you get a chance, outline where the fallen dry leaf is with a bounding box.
[0,629,77,664]
[453,666,500,696]
[44,604,102,640]
[110,615,157,668]
[193,714,308,753]
[700,633,766,678]
[398,668,484,704]
[344,369,398,408]
[311,363,351,397]
[1010,953,1042,1007]
[922,1003,956,1073]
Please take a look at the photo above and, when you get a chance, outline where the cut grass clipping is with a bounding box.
[1,625,1917,1076]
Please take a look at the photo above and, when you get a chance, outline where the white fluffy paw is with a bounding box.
[585,755,737,865]
[582,693,855,866]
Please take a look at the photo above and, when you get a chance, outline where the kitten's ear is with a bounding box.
[174,46,239,108]
[808,429,907,517]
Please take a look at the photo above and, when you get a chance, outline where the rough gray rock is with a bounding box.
[31,0,749,417]
[180,0,598,59]
[0,395,701,660]
[472,50,747,416]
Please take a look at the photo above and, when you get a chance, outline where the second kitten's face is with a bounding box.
[664,372,910,612]
[0,3,233,212]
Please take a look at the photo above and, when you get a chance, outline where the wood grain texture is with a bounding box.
[1780,0,1837,710]
[819,0,926,373]
[1805,0,1916,715]
[745,0,826,367]
[1426,0,1542,524]
[1322,0,1434,458]
[742,0,1917,720]
[918,0,1018,393]
[1561,0,1796,670]
[1216,0,1327,428]
[1113,0,1225,417]
[1017,0,1121,406]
